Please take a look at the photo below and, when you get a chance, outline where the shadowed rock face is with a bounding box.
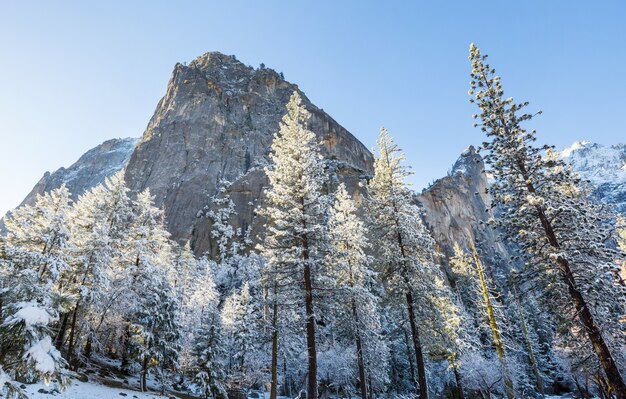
[123,52,374,252]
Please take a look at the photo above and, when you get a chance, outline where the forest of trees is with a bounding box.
[1,45,626,399]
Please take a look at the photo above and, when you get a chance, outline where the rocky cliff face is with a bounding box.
[122,52,373,253]
[20,137,137,207]
[417,147,511,275]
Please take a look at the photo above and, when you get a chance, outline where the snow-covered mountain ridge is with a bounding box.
[19,137,138,208]
[560,141,626,213]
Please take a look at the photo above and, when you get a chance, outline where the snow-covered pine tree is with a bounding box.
[469,43,626,396]
[207,182,263,299]
[171,242,196,295]
[326,183,388,399]
[180,254,228,398]
[132,274,181,393]
[207,180,238,263]
[118,189,174,375]
[172,242,202,377]
[0,186,72,386]
[426,275,471,399]
[59,171,133,366]
[257,91,329,399]
[368,128,451,399]
[220,282,263,388]
[193,299,228,399]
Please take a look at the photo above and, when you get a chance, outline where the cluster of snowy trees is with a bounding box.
[0,174,223,398]
[2,47,626,399]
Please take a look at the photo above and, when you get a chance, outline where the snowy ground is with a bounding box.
[19,379,577,399]
[23,378,185,399]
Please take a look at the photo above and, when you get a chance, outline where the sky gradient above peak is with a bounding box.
[1,1,625,215]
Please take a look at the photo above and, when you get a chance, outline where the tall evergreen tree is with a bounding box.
[193,308,227,399]
[221,282,263,387]
[367,128,451,399]
[132,275,181,393]
[327,183,389,399]
[173,242,203,376]
[187,257,228,399]
[118,189,173,375]
[469,43,626,397]
[258,91,329,399]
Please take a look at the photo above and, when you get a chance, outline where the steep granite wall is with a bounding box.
[123,52,373,251]
[417,147,513,276]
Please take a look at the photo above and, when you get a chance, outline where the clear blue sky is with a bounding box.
[1,1,625,216]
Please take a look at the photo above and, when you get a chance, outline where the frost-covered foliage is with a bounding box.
[367,128,463,399]
[326,183,389,397]
[469,43,626,396]
[258,91,330,399]
[0,186,72,389]
[193,307,227,399]
[0,175,188,395]
[131,276,181,393]
[220,282,264,388]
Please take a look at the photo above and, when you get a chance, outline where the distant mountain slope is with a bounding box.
[560,141,626,213]
[18,137,138,207]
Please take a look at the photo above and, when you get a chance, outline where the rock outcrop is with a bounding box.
[122,52,373,253]
[417,147,511,275]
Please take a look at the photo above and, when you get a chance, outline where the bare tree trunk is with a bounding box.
[67,302,80,369]
[406,292,428,399]
[513,289,544,397]
[84,334,93,359]
[284,354,290,397]
[303,259,318,399]
[452,363,465,399]
[270,295,279,399]
[141,356,148,392]
[298,189,318,399]
[54,312,70,350]
[403,317,417,392]
[352,299,368,399]
[470,242,514,399]
[121,324,131,374]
